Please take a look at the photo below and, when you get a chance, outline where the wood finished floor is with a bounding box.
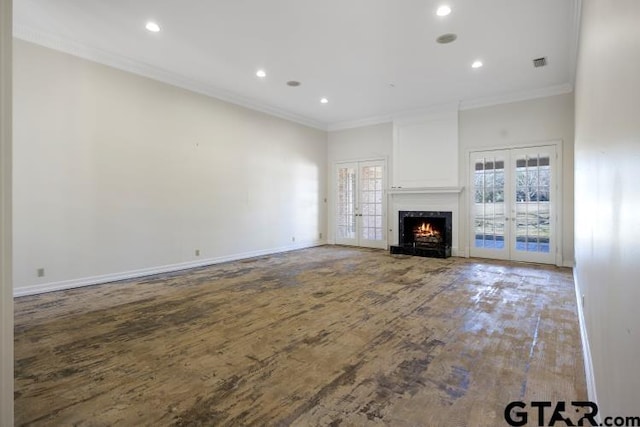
[14,246,586,426]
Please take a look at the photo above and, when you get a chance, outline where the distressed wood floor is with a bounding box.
[14,246,586,426]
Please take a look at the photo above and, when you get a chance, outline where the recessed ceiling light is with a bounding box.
[436,5,452,16]
[472,60,483,68]
[145,21,160,33]
[256,69,266,78]
[320,98,329,104]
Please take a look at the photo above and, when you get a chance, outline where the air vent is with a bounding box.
[286,80,301,87]
[533,57,547,68]
[436,33,457,44]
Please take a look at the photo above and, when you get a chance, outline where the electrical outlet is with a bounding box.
[582,294,585,308]
[292,236,296,242]
[319,232,323,239]
[37,268,45,277]
[195,249,200,256]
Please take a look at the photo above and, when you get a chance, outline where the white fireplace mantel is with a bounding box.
[388,188,463,257]
[387,186,463,195]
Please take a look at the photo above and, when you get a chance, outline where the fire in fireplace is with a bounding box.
[407,218,444,247]
[390,211,452,258]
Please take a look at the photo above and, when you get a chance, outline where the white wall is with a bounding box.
[13,39,328,295]
[328,122,392,162]
[459,93,575,265]
[574,0,640,417]
[392,112,458,188]
[327,123,392,244]
[1,0,14,423]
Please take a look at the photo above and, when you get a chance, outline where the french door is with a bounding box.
[335,160,386,249]
[470,145,557,264]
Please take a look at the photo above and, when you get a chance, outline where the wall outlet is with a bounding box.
[292,236,296,242]
[195,249,200,256]
[582,294,585,308]
[319,232,323,239]
[37,268,45,277]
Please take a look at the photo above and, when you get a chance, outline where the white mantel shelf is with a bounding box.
[388,186,464,195]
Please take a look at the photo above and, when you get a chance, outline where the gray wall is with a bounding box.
[327,94,575,261]
[574,0,640,417]
[327,123,393,244]
[1,0,13,423]
[13,40,328,295]
[459,93,575,264]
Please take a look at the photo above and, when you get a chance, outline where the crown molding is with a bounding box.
[458,83,574,111]
[328,83,573,131]
[327,114,393,132]
[328,101,460,132]
[13,24,328,131]
[14,24,576,134]
[392,102,459,125]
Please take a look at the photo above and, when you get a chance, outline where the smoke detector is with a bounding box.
[533,57,548,68]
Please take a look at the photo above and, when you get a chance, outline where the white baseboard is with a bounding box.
[573,268,600,413]
[14,241,326,297]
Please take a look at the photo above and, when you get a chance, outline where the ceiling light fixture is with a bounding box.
[320,98,329,104]
[145,21,160,33]
[472,60,483,69]
[436,5,452,16]
[256,69,266,78]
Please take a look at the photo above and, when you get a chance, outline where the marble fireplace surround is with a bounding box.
[388,187,463,257]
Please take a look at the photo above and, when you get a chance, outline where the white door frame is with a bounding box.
[467,140,564,266]
[333,158,388,249]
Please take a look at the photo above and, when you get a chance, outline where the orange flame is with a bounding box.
[414,222,440,238]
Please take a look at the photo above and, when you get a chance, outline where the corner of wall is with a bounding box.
[0,0,14,424]
[572,267,600,418]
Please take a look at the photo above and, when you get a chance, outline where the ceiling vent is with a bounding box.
[533,57,547,68]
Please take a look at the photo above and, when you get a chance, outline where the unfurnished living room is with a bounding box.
[0,0,639,426]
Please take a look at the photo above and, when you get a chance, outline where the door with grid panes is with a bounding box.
[335,160,386,249]
[470,146,556,264]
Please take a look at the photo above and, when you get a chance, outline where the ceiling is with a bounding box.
[13,0,580,130]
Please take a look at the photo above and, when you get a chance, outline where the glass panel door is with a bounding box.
[335,163,357,246]
[511,147,555,264]
[359,161,385,248]
[470,151,510,260]
[469,146,556,264]
[335,160,386,249]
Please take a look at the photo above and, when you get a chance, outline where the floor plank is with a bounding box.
[14,246,586,426]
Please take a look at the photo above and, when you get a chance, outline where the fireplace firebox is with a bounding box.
[390,211,452,258]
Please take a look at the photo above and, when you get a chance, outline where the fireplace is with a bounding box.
[390,211,452,258]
